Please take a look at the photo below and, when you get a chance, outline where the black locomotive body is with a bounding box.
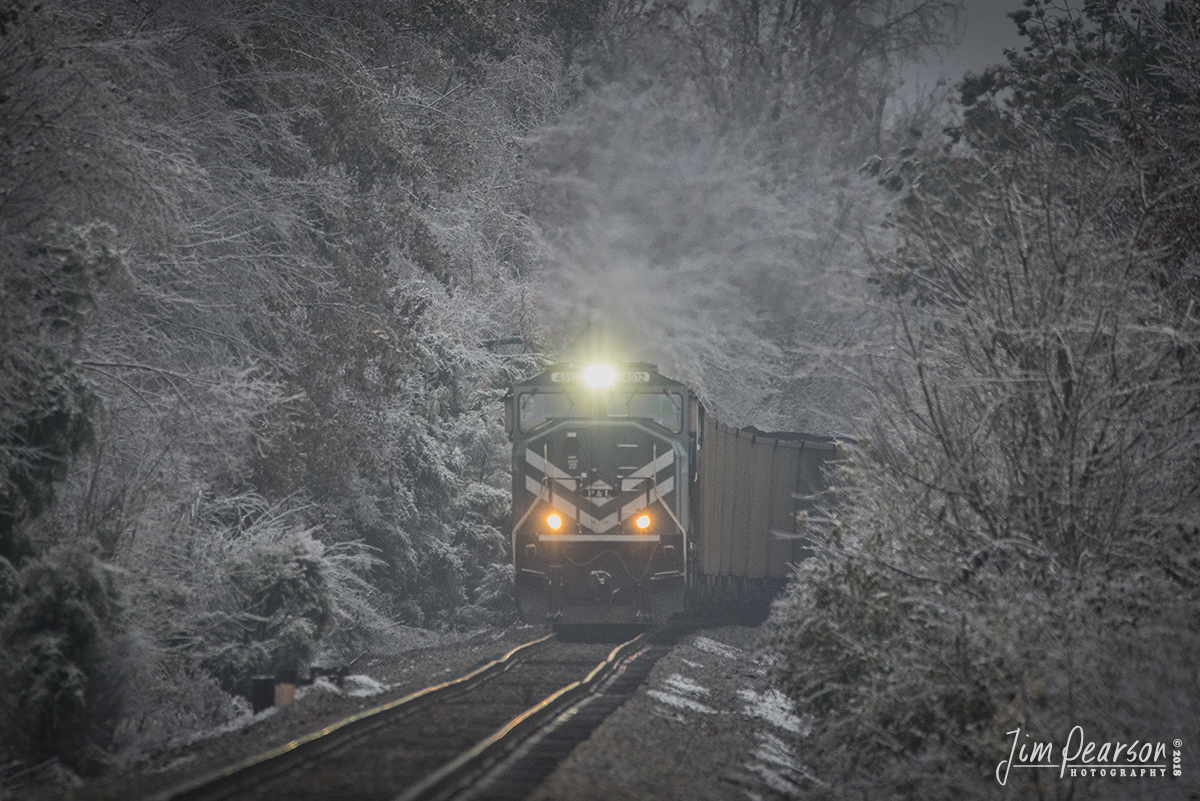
[507,362,837,626]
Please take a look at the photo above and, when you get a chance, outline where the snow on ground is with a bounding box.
[341,675,390,697]
[533,625,818,801]
[737,687,808,734]
[664,672,711,697]
[16,627,548,801]
[647,670,723,716]
[691,635,746,660]
[23,625,815,801]
[646,689,721,715]
[180,704,272,749]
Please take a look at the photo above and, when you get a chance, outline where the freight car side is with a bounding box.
[690,418,838,612]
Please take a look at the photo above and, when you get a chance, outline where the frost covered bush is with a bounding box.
[193,535,334,697]
[138,494,376,699]
[0,544,123,768]
[766,5,1200,795]
[771,528,1200,798]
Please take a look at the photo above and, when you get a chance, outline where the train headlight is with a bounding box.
[546,513,563,531]
[635,513,651,530]
[582,363,616,388]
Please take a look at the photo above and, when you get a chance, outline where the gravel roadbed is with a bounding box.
[529,625,815,800]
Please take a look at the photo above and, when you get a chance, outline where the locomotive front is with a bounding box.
[507,363,696,626]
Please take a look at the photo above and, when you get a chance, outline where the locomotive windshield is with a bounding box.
[518,392,592,432]
[608,392,683,432]
[517,387,683,433]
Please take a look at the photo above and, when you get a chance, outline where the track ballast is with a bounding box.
[149,626,689,801]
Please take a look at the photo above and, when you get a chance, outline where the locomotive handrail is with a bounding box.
[511,445,553,538]
[649,442,687,537]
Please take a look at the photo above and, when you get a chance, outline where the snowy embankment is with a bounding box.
[530,626,820,800]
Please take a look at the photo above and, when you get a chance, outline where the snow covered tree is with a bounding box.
[1,0,566,777]
[529,0,959,430]
[768,3,1200,797]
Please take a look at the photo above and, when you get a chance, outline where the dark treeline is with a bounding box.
[2,0,1197,797]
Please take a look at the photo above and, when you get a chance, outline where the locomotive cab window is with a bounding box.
[518,392,592,432]
[608,392,683,432]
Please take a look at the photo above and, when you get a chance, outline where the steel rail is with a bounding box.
[145,633,556,801]
[393,632,650,801]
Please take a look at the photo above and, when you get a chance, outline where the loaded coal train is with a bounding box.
[505,361,840,626]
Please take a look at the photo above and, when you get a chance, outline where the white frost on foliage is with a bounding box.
[743,732,817,798]
[737,688,808,734]
[691,636,744,660]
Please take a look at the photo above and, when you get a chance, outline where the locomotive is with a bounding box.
[505,361,838,626]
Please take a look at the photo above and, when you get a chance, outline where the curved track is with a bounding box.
[147,628,685,801]
[417,627,687,801]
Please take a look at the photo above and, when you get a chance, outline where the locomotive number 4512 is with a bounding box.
[551,371,651,384]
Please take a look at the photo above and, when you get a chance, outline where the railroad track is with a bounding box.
[149,626,687,801]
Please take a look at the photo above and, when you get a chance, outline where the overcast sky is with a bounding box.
[904,0,1027,93]
[952,0,1027,74]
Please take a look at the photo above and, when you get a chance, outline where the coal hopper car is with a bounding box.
[506,362,838,626]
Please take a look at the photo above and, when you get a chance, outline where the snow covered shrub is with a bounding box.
[770,514,1200,799]
[0,223,114,566]
[83,493,385,760]
[0,543,124,767]
[161,497,358,699]
[196,534,334,696]
[105,654,247,769]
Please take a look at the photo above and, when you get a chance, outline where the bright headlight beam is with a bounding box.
[636,514,651,529]
[582,363,616,389]
[547,513,562,530]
